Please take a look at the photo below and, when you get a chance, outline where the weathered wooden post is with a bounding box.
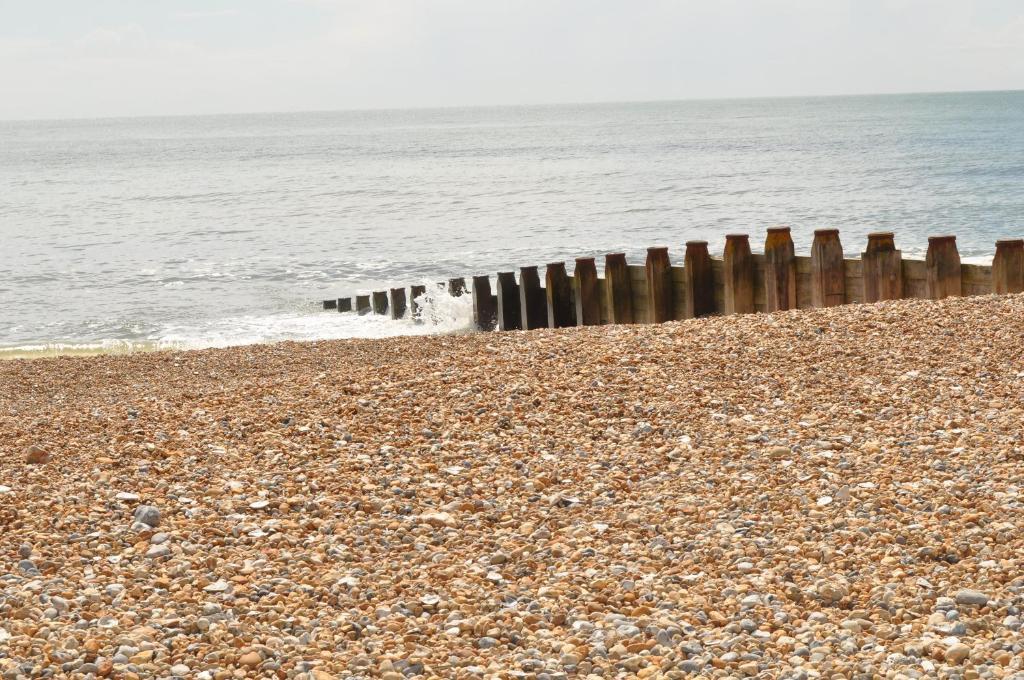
[683,240,715,318]
[604,253,634,324]
[372,291,389,315]
[495,272,522,331]
[388,288,407,320]
[764,227,796,312]
[337,297,353,313]
[448,277,467,297]
[356,294,371,315]
[545,262,575,328]
[992,239,1024,295]
[861,232,903,303]
[519,266,548,330]
[646,246,674,323]
[323,299,338,310]
[472,275,497,331]
[810,228,845,308]
[409,285,427,320]
[926,235,962,299]
[722,234,755,315]
[573,257,601,326]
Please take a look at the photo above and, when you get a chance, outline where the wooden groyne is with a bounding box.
[322,230,1024,330]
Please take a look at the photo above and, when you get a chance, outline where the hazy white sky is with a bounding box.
[1,0,1021,120]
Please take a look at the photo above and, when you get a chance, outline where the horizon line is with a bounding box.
[2,86,1022,125]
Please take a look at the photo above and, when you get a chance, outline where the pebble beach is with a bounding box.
[2,293,1024,680]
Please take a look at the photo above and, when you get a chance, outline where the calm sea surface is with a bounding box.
[2,91,1023,355]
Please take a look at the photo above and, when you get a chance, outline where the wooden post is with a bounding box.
[646,246,674,323]
[472,275,497,331]
[323,299,338,310]
[722,234,755,315]
[448,278,467,297]
[764,227,796,312]
[337,297,353,313]
[519,266,548,330]
[810,229,845,308]
[993,239,1024,295]
[545,262,575,328]
[495,272,522,331]
[356,294,371,315]
[573,257,601,326]
[372,291,389,315]
[389,288,407,320]
[683,240,715,318]
[926,235,962,300]
[861,232,903,303]
[409,285,426,320]
[604,253,634,324]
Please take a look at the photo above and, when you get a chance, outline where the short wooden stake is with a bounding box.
[322,299,338,310]
[545,262,575,328]
[356,294,371,315]
[519,266,548,330]
[495,272,522,331]
[683,240,715,318]
[388,288,407,320]
[573,257,601,326]
[448,277,467,297]
[472,275,497,331]
[722,234,754,314]
[861,232,903,303]
[992,239,1024,295]
[926,235,962,299]
[337,297,352,313]
[810,228,845,308]
[604,253,634,324]
[371,291,388,315]
[764,227,796,312]
[646,246,674,323]
[409,285,426,320]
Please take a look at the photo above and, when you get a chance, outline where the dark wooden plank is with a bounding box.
[371,291,389,315]
[448,277,467,297]
[573,257,601,326]
[604,253,634,324]
[810,229,845,307]
[993,239,1024,295]
[683,240,715,318]
[926,235,962,300]
[495,272,522,331]
[409,285,426,321]
[337,297,353,313]
[322,299,338,310]
[861,232,903,303]
[722,234,755,314]
[764,227,796,312]
[356,294,371,315]
[545,262,575,328]
[471,275,497,331]
[388,288,407,320]
[645,246,674,323]
[518,266,548,330]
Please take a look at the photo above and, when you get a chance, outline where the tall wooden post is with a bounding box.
[810,229,845,308]
[519,266,548,330]
[356,294,371,315]
[992,239,1024,295]
[926,235,962,300]
[764,227,796,312]
[372,291,389,315]
[448,278,467,297]
[495,272,522,331]
[683,240,715,318]
[545,262,575,328]
[861,232,903,303]
[337,297,353,313]
[388,288,407,320]
[604,253,634,324]
[573,257,601,326]
[471,275,497,331]
[409,285,427,321]
[722,234,755,314]
[646,246,674,323]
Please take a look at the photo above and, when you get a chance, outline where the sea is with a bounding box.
[2,91,1022,357]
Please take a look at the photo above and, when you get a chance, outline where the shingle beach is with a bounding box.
[3,294,1024,679]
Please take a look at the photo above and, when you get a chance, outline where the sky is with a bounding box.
[0,0,1021,120]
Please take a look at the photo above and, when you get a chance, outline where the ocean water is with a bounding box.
[2,91,1023,356]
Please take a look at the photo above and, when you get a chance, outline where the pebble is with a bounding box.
[955,589,990,606]
[133,505,161,527]
[24,445,50,464]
